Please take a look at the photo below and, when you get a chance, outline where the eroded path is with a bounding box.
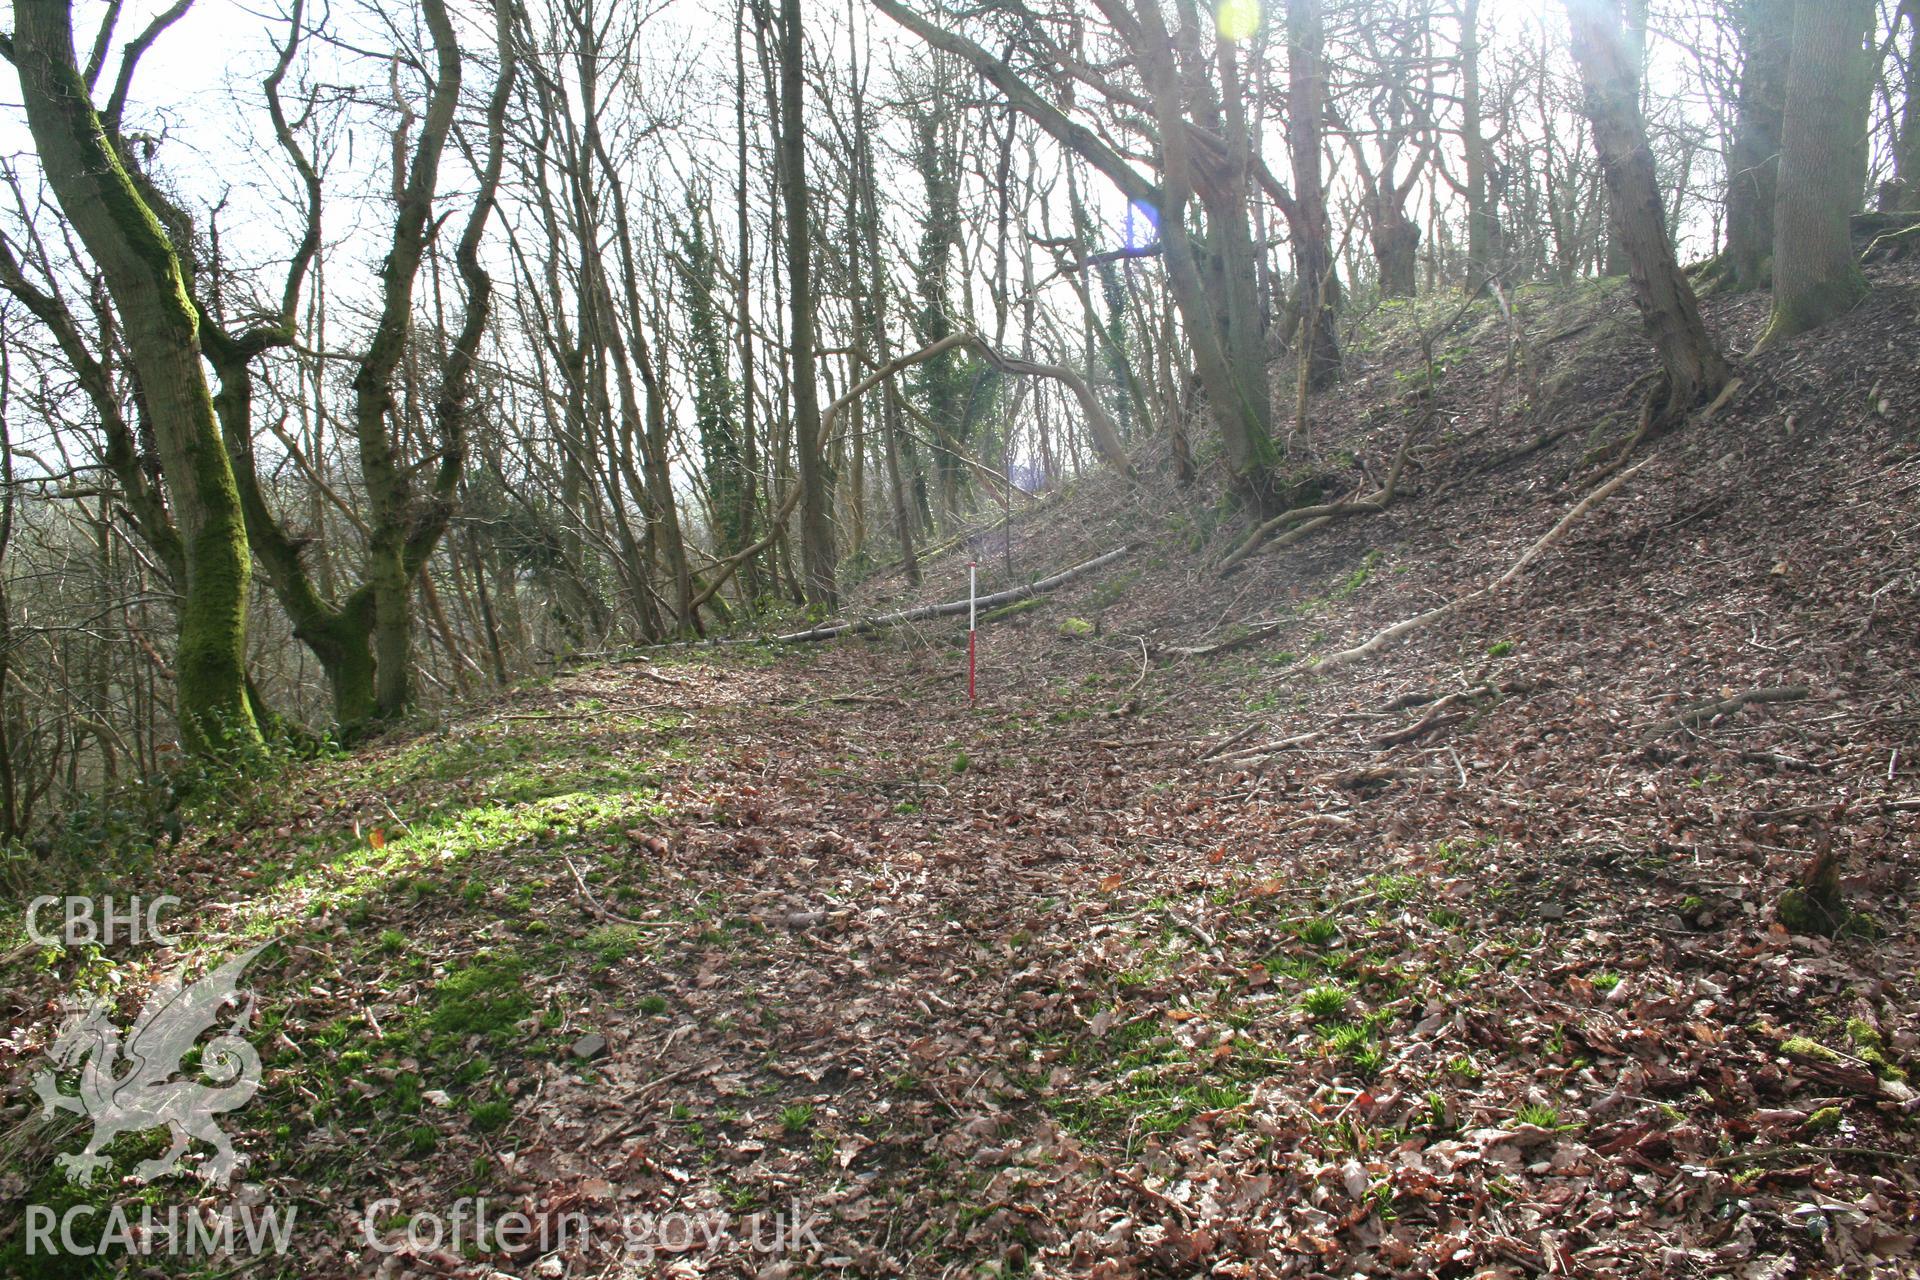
[3,602,1920,1280]
[5,632,1917,1277]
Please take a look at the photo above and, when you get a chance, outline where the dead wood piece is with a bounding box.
[1640,685,1810,738]
[1374,709,1470,747]
[1431,421,1582,501]
[1332,764,1403,790]
[1372,682,1504,745]
[563,855,669,929]
[1190,722,1261,763]
[1163,619,1288,659]
[1216,730,1326,764]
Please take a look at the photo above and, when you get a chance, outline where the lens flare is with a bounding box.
[1124,200,1160,251]
[1216,0,1260,41]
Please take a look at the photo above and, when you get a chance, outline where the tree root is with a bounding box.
[1217,415,1421,577]
[1310,456,1652,674]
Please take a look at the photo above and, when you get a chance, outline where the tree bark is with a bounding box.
[11,0,262,756]
[1760,0,1874,345]
[1564,0,1731,414]
[1287,0,1342,388]
[1458,0,1501,285]
[1886,0,1920,211]
[777,0,836,607]
[1722,0,1793,291]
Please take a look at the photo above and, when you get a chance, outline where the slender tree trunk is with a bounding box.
[350,0,464,720]
[1722,0,1792,291]
[1565,0,1731,414]
[1600,0,1648,277]
[777,0,836,606]
[1287,0,1342,388]
[1459,0,1500,284]
[1760,0,1874,344]
[734,0,765,601]
[1886,0,1920,210]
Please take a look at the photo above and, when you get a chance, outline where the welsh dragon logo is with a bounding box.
[32,941,272,1188]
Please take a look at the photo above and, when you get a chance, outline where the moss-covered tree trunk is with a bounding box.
[1760,0,1874,345]
[11,1,262,757]
[205,336,380,731]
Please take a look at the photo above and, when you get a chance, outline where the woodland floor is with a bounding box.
[4,268,1920,1278]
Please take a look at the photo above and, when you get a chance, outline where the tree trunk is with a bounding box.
[12,1,262,757]
[1600,0,1648,277]
[777,0,837,607]
[350,0,464,720]
[1722,0,1793,291]
[1761,0,1874,345]
[1371,200,1421,299]
[1886,0,1920,211]
[1287,0,1342,388]
[1459,0,1500,285]
[853,93,920,585]
[1564,0,1731,414]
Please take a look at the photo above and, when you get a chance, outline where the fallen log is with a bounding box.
[771,545,1134,643]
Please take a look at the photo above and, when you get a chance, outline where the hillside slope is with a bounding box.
[3,268,1917,1278]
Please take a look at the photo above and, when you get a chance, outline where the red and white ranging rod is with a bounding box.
[967,560,978,706]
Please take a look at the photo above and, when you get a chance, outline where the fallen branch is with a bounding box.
[1163,619,1288,659]
[771,545,1134,643]
[1212,729,1326,764]
[1709,1144,1920,1169]
[563,855,671,929]
[1373,708,1469,747]
[1640,685,1810,738]
[1372,681,1517,745]
[1311,456,1652,673]
[1431,420,1581,501]
[1189,722,1261,763]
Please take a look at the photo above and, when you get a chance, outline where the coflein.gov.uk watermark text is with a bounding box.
[360,1197,827,1261]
